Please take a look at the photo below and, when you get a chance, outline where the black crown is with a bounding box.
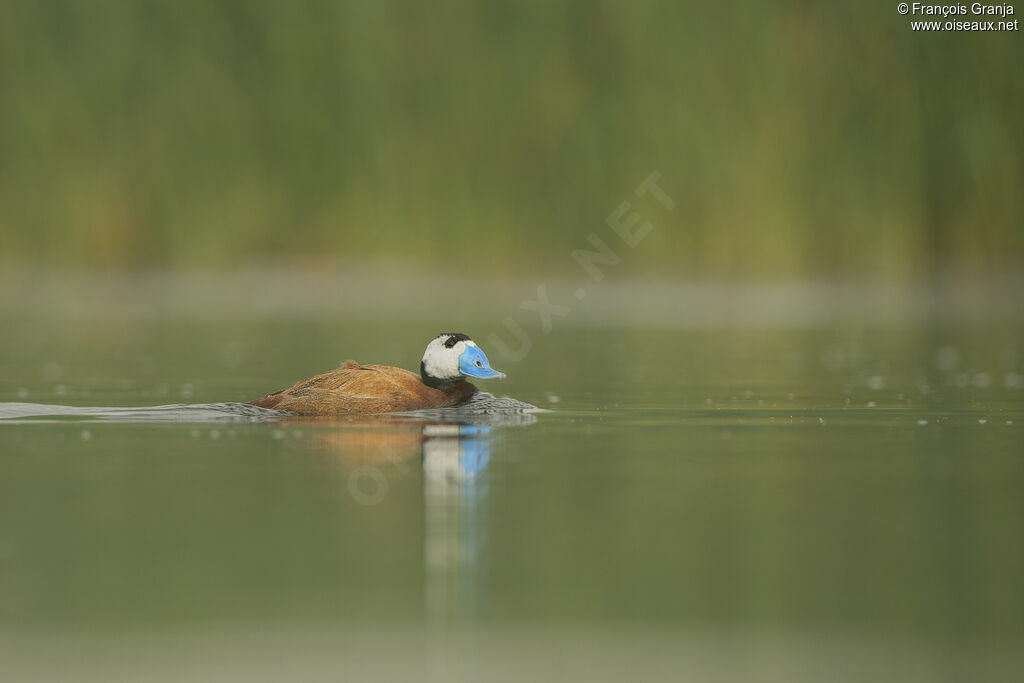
[440,333,472,349]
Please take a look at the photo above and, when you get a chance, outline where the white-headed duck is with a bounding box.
[248,333,505,416]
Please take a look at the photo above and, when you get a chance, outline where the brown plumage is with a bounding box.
[248,360,478,416]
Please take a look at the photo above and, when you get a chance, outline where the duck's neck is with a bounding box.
[420,363,470,392]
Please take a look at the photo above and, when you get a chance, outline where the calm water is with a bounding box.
[2,312,1023,681]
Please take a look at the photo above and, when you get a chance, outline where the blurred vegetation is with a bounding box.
[0,0,1021,278]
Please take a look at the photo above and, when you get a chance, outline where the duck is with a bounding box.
[247,333,505,416]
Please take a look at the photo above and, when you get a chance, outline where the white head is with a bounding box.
[420,333,505,388]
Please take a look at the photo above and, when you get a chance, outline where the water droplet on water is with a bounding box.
[917,419,928,426]
[971,373,991,389]
[978,419,987,425]
[80,430,91,441]
[867,376,885,390]
[1004,373,1024,390]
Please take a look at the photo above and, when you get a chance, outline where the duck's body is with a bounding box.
[248,360,478,416]
[247,333,504,417]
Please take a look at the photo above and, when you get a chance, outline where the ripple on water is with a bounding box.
[0,393,540,426]
[0,402,287,423]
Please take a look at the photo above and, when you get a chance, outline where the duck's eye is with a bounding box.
[474,360,482,367]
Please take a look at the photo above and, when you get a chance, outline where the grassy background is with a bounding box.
[0,0,1021,279]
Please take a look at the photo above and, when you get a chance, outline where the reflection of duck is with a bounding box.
[422,425,492,486]
[422,424,492,622]
[304,419,497,476]
[310,424,425,465]
[248,333,505,416]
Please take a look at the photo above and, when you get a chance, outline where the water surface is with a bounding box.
[1,309,1022,681]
